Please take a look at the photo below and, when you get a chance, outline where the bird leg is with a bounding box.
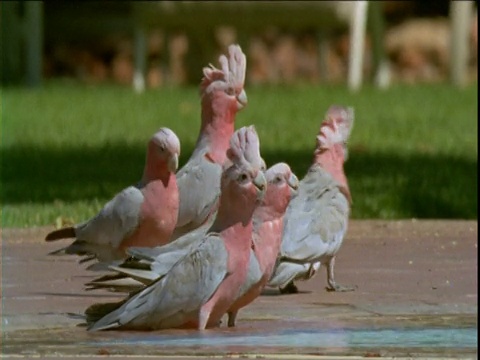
[227,310,238,327]
[325,256,355,292]
[279,281,299,294]
[199,298,223,329]
[198,306,212,330]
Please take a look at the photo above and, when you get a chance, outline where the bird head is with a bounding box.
[223,125,266,202]
[150,127,180,173]
[200,44,248,111]
[261,162,298,214]
[315,105,354,161]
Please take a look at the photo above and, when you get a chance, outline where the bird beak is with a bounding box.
[253,171,266,194]
[168,153,179,173]
[288,174,299,191]
[236,89,248,110]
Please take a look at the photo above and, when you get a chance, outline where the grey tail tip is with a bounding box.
[47,247,67,256]
[87,323,99,332]
[87,321,119,332]
[45,227,75,241]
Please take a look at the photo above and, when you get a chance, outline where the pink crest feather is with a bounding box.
[226,125,262,171]
[316,106,354,150]
[199,44,246,95]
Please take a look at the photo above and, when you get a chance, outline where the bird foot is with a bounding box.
[325,283,357,292]
[279,282,298,294]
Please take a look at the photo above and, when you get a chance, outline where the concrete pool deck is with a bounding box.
[1,220,477,359]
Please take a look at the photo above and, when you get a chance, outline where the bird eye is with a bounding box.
[238,173,248,182]
[159,144,166,152]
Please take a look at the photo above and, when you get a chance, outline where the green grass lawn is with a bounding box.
[1,81,478,228]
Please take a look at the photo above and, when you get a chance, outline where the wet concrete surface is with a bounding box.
[1,220,477,359]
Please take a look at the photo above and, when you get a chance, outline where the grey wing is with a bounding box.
[105,244,199,286]
[268,261,318,288]
[127,218,211,262]
[88,235,229,331]
[86,257,156,292]
[88,244,200,292]
[148,247,194,278]
[93,222,213,288]
[76,186,144,250]
[146,217,217,277]
[108,264,160,285]
[281,171,349,263]
[174,154,222,238]
[85,275,145,293]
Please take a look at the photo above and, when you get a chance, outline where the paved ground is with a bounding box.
[1,220,477,359]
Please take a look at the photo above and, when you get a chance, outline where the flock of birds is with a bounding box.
[45,44,355,331]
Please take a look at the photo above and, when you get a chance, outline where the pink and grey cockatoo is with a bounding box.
[172,44,247,240]
[86,126,266,331]
[268,106,355,294]
[45,128,181,267]
[86,163,296,329]
[226,162,299,327]
[88,163,297,307]
[85,126,263,292]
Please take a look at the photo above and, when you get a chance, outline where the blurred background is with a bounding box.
[1,1,478,227]
[1,0,477,88]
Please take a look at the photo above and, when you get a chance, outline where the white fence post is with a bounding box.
[450,0,474,87]
[24,1,43,87]
[348,0,368,92]
[133,25,147,93]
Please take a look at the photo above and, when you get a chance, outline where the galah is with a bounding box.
[226,162,299,327]
[87,162,287,297]
[173,44,247,240]
[45,128,181,266]
[85,126,263,292]
[268,106,355,294]
[86,126,266,331]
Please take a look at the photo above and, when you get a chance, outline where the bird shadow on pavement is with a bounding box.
[32,291,119,299]
[261,288,313,296]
